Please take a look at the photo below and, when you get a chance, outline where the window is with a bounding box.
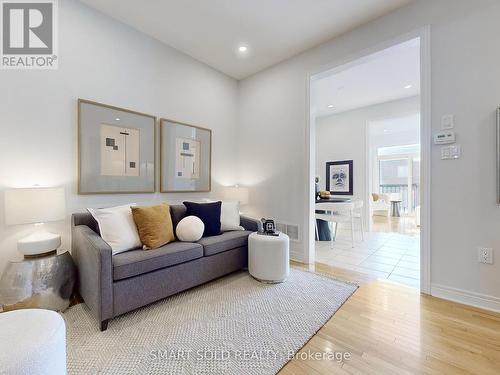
[377,146,420,213]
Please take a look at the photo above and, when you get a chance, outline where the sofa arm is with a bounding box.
[240,215,260,232]
[72,225,113,327]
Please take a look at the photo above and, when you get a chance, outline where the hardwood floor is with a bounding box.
[280,262,500,375]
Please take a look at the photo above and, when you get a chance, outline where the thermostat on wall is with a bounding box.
[434,131,456,144]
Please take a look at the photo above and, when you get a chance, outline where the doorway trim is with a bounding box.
[305,26,431,294]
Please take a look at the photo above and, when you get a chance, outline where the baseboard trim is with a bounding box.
[290,250,305,264]
[431,283,500,313]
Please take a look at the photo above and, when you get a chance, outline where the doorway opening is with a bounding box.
[308,33,430,291]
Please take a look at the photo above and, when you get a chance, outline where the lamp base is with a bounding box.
[0,251,76,312]
[17,231,61,257]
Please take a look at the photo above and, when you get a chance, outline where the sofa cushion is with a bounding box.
[88,204,141,254]
[183,201,222,237]
[112,242,203,280]
[170,205,187,231]
[201,199,244,232]
[131,203,175,250]
[176,216,204,242]
[197,230,252,256]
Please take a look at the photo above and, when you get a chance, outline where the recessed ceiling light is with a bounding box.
[115,117,121,121]
[327,104,334,108]
[383,129,389,133]
[238,45,248,53]
[404,84,413,89]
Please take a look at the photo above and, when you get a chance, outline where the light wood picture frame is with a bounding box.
[78,99,156,194]
[160,118,212,192]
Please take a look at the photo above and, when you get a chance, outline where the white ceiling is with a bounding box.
[79,0,413,79]
[311,38,420,117]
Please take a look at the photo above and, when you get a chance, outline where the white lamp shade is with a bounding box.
[4,187,66,225]
[224,186,249,205]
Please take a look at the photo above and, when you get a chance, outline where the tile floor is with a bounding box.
[315,229,420,288]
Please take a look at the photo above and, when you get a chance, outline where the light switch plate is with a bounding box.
[450,144,461,159]
[441,145,461,160]
[442,114,455,129]
[478,247,493,264]
[441,146,451,159]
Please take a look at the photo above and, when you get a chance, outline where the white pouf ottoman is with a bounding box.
[249,232,290,283]
[0,309,66,375]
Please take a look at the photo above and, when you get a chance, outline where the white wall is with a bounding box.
[315,96,420,216]
[237,0,500,306]
[0,0,238,273]
[369,112,420,151]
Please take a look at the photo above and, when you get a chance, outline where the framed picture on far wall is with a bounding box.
[326,160,353,195]
[160,118,211,192]
[78,99,156,194]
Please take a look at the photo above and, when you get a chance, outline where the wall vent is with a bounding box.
[286,224,299,241]
[275,222,286,233]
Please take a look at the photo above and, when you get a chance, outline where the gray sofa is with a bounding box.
[71,204,259,331]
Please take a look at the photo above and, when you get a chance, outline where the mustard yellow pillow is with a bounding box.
[131,203,175,250]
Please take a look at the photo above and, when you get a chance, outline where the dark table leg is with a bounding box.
[315,210,333,241]
[391,202,401,217]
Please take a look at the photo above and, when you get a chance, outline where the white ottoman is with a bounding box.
[249,232,290,283]
[0,309,66,375]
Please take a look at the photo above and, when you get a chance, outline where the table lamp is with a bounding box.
[224,185,249,205]
[4,187,66,258]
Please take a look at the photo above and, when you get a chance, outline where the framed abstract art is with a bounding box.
[326,160,353,195]
[78,99,156,194]
[160,118,212,192]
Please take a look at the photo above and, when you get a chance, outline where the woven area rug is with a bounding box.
[63,268,357,375]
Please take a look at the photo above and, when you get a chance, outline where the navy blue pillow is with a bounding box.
[183,201,222,237]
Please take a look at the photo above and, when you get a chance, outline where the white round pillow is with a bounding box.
[176,216,205,242]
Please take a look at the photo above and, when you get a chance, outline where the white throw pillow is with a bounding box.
[201,199,244,232]
[220,201,244,232]
[176,216,205,242]
[88,204,141,254]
